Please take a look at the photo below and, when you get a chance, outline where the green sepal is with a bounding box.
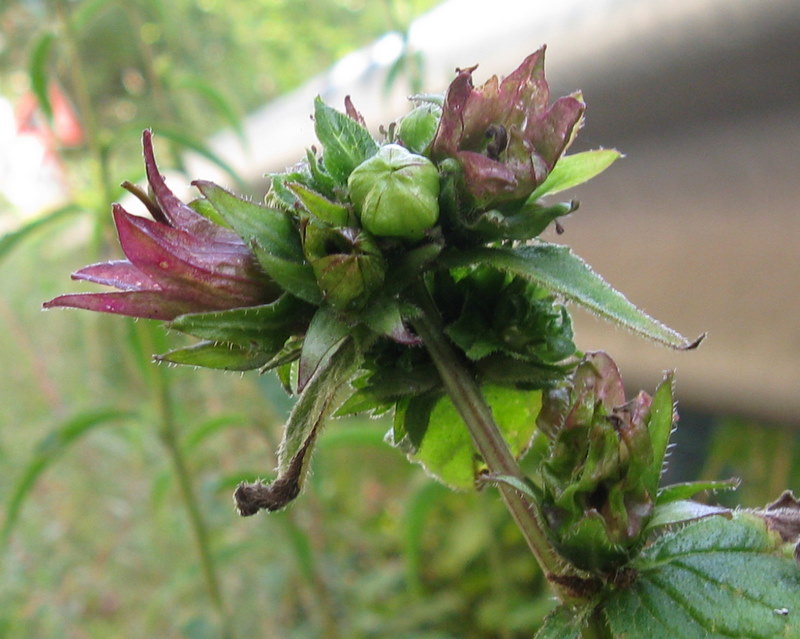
[360,295,419,344]
[302,224,385,310]
[336,363,440,417]
[475,354,574,389]
[529,149,622,200]
[252,245,321,305]
[657,478,741,505]
[155,340,273,371]
[297,305,352,392]
[166,295,311,348]
[463,200,577,241]
[442,244,704,350]
[382,242,443,295]
[188,197,230,228]
[288,182,351,227]
[305,148,337,198]
[553,511,631,575]
[193,180,301,262]
[266,169,309,210]
[313,96,378,185]
[643,373,676,492]
[644,499,732,533]
[193,180,322,304]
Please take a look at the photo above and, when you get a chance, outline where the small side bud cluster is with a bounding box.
[536,352,674,573]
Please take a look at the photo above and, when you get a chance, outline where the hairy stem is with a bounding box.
[408,282,574,598]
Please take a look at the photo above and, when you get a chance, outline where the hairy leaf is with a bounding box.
[166,295,310,347]
[442,244,703,349]
[529,149,621,200]
[288,182,350,227]
[603,513,800,638]
[194,180,321,303]
[313,97,378,184]
[297,305,351,392]
[533,604,591,639]
[393,385,542,490]
[156,340,275,371]
[234,338,360,514]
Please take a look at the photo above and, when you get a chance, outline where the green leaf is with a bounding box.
[533,603,591,639]
[305,149,337,197]
[183,415,248,452]
[297,306,351,392]
[603,513,800,639]
[0,204,84,263]
[171,75,245,145]
[156,340,274,371]
[68,0,116,30]
[287,182,350,227]
[645,499,731,533]
[442,244,702,350]
[529,149,621,200]
[193,181,298,260]
[396,385,542,490]
[1,409,131,549]
[657,478,741,505]
[29,32,55,124]
[166,295,310,348]
[313,96,378,184]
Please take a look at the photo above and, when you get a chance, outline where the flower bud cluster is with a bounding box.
[536,352,673,573]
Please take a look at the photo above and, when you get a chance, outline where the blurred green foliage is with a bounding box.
[0,1,797,637]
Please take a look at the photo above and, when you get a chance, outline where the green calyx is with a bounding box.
[348,144,440,241]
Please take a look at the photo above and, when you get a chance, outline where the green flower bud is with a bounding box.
[396,104,442,155]
[348,144,440,241]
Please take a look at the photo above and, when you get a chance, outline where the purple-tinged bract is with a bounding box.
[431,46,585,207]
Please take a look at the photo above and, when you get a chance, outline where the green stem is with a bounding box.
[407,282,572,596]
[140,326,233,637]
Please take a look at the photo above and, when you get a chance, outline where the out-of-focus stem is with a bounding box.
[52,0,114,256]
[139,324,233,638]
